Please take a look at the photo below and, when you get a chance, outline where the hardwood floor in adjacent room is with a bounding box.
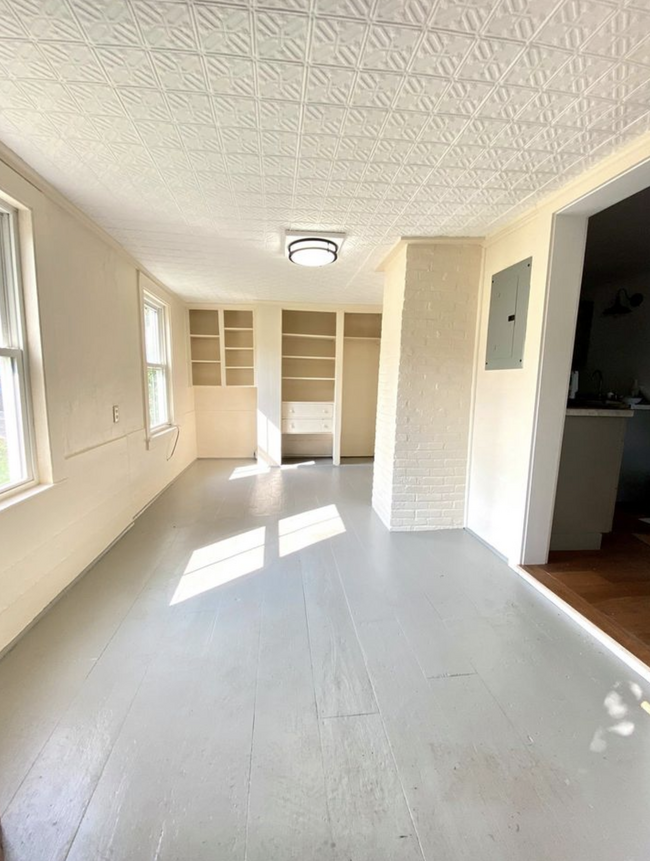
[1,461,649,861]
[526,529,650,668]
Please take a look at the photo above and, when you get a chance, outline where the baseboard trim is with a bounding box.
[0,457,196,662]
[463,527,508,562]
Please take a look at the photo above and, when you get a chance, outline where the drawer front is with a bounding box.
[282,401,333,419]
[282,418,333,434]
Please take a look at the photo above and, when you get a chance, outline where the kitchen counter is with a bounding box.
[566,407,633,417]
[552,410,630,551]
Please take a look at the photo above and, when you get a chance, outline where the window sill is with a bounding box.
[0,480,57,514]
[146,424,178,451]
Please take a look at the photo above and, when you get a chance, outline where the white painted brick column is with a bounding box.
[372,240,483,531]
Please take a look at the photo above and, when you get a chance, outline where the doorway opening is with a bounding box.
[524,179,650,665]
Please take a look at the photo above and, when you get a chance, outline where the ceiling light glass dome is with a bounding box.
[287,237,338,267]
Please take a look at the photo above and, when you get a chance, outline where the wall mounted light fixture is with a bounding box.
[602,288,644,317]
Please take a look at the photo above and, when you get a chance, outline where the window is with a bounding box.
[143,292,171,433]
[0,203,34,495]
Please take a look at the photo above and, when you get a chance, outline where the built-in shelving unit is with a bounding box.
[282,310,336,459]
[224,309,254,387]
[188,307,255,387]
[187,304,381,463]
[281,310,336,405]
[344,312,382,339]
[189,310,221,386]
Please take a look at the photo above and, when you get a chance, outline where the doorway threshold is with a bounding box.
[521,535,650,677]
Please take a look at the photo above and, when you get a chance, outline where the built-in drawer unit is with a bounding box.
[282,418,333,434]
[282,401,334,420]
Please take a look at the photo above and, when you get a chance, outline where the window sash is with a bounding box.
[143,294,171,433]
[0,206,34,495]
[144,301,164,365]
[0,208,22,350]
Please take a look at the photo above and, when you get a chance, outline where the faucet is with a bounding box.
[592,369,604,399]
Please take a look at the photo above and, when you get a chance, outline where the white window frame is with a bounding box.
[142,289,173,436]
[0,201,36,498]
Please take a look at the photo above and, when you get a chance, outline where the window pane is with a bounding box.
[144,302,163,364]
[147,366,168,429]
[0,355,27,490]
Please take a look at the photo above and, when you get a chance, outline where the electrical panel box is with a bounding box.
[485,257,532,370]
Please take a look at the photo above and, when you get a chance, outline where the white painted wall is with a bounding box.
[372,246,406,527]
[0,152,196,654]
[467,132,650,565]
[255,304,282,466]
[467,215,555,562]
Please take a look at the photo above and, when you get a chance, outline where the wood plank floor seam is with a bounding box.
[427,671,477,679]
[328,536,428,861]
[320,711,380,720]
[299,559,336,855]
[60,661,153,861]
[242,570,264,861]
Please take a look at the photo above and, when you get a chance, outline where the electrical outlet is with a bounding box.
[112,405,120,423]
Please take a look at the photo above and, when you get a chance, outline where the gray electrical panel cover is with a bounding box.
[485,257,531,370]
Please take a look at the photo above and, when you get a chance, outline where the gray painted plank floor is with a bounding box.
[1,460,650,860]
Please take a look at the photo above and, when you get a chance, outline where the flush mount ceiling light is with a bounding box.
[288,237,338,267]
[284,230,345,268]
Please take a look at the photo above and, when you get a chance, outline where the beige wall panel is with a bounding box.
[194,386,257,412]
[341,339,380,457]
[194,386,257,458]
[196,410,257,459]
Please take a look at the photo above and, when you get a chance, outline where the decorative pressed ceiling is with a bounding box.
[1,0,650,303]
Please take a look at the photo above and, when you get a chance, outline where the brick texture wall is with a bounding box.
[372,241,482,531]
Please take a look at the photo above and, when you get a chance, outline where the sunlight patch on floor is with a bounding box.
[229,460,316,480]
[229,464,271,480]
[171,527,266,604]
[278,504,345,557]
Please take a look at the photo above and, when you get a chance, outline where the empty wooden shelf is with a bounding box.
[189,307,255,387]
[189,309,221,386]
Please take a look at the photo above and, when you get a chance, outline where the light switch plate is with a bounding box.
[112,405,120,423]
